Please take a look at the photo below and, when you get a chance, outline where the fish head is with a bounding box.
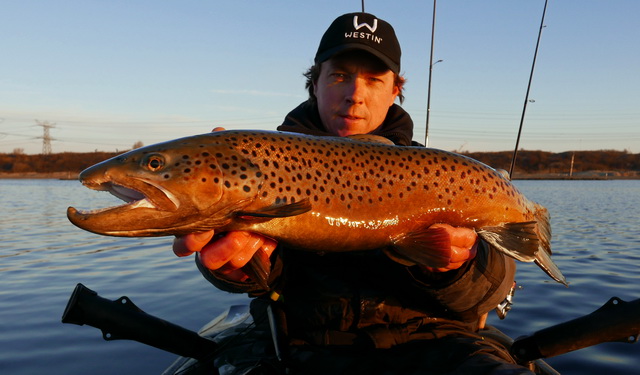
[67,133,264,236]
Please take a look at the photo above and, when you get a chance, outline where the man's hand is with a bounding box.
[173,231,278,282]
[420,223,478,272]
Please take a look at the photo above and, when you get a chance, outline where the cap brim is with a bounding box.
[315,44,400,74]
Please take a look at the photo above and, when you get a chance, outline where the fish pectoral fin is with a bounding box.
[477,222,540,262]
[387,226,454,268]
[236,198,312,219]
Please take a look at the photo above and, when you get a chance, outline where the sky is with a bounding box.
[1,0,639,155]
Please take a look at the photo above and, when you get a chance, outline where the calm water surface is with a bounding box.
[1,179,638,374]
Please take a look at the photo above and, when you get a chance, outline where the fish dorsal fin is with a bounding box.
[496,168,511,180]
[347,134,395,145]
[236,198,312,219]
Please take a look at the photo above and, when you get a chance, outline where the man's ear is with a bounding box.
[389,85,400,106]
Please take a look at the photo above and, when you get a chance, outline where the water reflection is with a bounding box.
[1,179,638,374]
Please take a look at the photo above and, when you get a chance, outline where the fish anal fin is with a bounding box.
[387,226,453,268]
[237,198,312,219]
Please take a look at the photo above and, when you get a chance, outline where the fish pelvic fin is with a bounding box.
[386,226,455,268]
[236,198,312,219]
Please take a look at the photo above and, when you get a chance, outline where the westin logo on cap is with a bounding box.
[346,16,382,44]
[353,16,377,33]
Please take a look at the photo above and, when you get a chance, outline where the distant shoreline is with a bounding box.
[0,172,79,180]
[2,171,638,180]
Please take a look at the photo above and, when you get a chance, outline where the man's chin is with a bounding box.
[333,120,371,137]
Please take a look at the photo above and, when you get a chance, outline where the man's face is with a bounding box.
[313,51,399,137]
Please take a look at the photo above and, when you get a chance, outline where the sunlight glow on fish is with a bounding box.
[67,130,566,285]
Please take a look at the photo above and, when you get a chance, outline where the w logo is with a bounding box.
[353,16,377,33]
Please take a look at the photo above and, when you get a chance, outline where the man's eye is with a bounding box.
[331,73,347,80]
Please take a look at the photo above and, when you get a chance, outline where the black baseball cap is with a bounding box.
[315,12,401,74]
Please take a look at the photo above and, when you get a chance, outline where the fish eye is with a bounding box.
[145,155,165,171]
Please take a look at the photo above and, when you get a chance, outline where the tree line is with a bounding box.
[462,149,639,175]
[1,149,638,176]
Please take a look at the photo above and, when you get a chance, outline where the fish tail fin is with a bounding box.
[533,205,568,286]
[535,247,568,286]
[478,206,567,286]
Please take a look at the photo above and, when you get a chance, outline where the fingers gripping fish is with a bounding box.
[67,130,566,285]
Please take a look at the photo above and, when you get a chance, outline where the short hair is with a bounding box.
[303,63,406,104]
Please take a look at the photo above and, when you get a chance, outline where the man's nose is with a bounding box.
[345,78,366,104]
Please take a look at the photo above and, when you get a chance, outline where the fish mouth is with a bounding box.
[67,172,184,237]
[68,176,180,225]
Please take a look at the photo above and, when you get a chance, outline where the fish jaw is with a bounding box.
[67,165,187,236]
[81,168,181,212]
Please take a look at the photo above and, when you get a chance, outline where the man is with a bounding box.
[174,12,533,374]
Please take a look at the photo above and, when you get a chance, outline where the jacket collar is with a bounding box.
[277,101,414,146]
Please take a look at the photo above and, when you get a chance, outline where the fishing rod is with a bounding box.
[509,0,549,178]
[424,0,438,147]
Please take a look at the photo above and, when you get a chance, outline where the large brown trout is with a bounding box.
[67,130,566,285]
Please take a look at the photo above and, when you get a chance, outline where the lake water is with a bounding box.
[1,178,638,374]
